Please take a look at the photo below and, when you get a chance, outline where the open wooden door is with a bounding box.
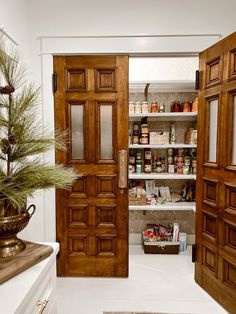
[196,32,236,312]
[54,55,129,277]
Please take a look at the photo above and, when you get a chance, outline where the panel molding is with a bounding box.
[66,68,87,92]
[228,48,236,82]
[96,175,117,198]
[202,244,217,277]
[205,56,223,88]
[95,68,116,92]
[96,205,116,227]
[96,235,116,256]
[70,176,88,198]
[68,205,88,228]
[69,235,88,256]
[203,177,219,208]
[202,210,218,243]
[224,182,236,216]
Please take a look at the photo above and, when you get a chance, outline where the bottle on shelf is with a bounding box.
[144,148,152,173]
[135,150,143,173]
[170,123,176,144]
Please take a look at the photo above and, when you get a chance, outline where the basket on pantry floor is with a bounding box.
[143,241,180,254]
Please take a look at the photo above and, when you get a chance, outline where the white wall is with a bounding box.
[0,0,30,65]
[1,0,236,242]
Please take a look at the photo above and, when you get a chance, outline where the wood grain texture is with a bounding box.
[195,31,236,314]
[54,55,129,277]
[0,241,53,284]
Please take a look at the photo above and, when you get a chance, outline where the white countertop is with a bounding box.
[0,242,59,314]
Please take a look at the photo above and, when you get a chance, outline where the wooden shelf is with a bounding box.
[129,112,198,122]
[129,202,196,211]
[129,173,196,180]
[129,144,197,149]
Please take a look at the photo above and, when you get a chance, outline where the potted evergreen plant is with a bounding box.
[0,34,77,257]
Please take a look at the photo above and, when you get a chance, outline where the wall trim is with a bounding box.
[40,34,220,241]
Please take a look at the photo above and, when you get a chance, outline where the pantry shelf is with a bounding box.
[129,173,196,180]
[129,144,197,149]
[129,112,198,122]
[129,202,196,211]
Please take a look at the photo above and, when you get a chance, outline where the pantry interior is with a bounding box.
[128,56,199,250]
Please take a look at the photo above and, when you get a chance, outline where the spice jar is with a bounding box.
[151,101,158,113]
[191,97,198,112]
[171,101,181,112]
[134,102,142,114]
[182,100,191,112]
[159,103,165,113]
[141,101,149,113]
[129,101,135,114]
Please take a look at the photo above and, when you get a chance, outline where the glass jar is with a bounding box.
[151,101,158,113]
[172,101,181,112]
[129,101,135,114]
[135,102,142,114]
[141,101,149,113]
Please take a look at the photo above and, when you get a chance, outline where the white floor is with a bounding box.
[57,246,228,314]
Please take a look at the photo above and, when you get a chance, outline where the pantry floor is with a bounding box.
[57,245,227,314]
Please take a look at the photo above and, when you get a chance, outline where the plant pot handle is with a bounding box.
[26,204,36,218]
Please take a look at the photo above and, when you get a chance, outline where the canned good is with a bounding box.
[141,101,149,113]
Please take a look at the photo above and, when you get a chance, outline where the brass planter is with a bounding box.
[0,204,36,258]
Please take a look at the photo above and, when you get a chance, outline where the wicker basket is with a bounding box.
[129,196,146,205]
[144,241,180,254]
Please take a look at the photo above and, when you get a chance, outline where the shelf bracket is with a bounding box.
[144,83,150,102]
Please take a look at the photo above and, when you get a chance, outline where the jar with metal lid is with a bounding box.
[141,124,149,134]
[151,101,158,113]
[141,101,149,114]
[182,100,191,112]
[134,102,142,114]
[129,101,135,114]
[140,133,149,144]
[172,101,181,112]
[159,103,165,113]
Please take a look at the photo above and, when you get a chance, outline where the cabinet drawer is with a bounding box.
[16,261,57,314]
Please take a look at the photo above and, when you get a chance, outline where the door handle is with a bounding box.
[118,150,127,188]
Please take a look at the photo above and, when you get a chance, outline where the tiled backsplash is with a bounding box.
[129,210,195,234]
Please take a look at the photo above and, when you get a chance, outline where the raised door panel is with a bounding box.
[55,55,128,277]
[195,31,236,313]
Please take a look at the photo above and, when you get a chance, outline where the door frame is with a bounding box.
[39,34,221,242]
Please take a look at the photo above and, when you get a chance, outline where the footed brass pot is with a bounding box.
[0,204,36,258]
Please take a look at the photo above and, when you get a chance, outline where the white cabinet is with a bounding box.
[0,242,59,314]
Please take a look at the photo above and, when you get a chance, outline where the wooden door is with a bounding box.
[54,55,129,277]
[196,32,236,312]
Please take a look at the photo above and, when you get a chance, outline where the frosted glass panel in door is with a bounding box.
[208,99,218,163]
[71,105,84,159]
[232,95,236,164]
[100,105,113,159]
